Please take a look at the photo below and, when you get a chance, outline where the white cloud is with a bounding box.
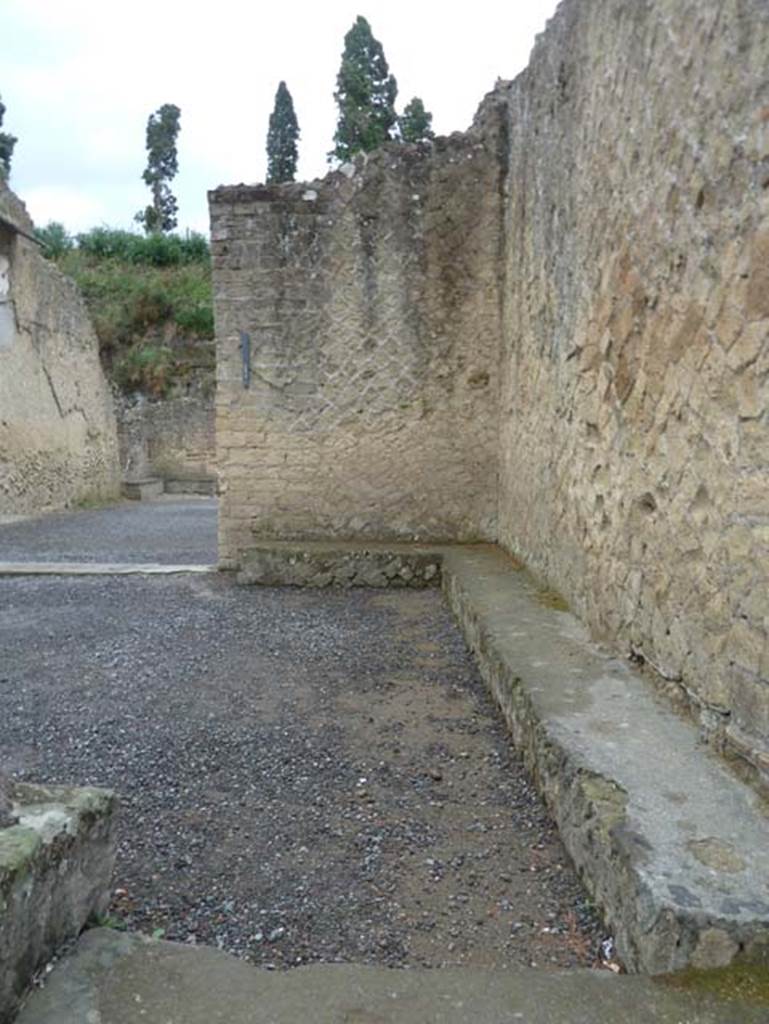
[2,0,560,234]
[21,185,105,232]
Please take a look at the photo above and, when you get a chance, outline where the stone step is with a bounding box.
[238,540,769,973]
[121,478,164,501]
[163,477,217,496]
[15,928,769,1024]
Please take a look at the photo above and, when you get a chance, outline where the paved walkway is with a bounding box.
[0,496,218,566]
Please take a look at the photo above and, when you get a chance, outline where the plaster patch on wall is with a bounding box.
[0,248,14,350]
[0,182,120,516]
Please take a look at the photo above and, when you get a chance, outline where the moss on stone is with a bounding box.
[659,963,769,1006]
[579,775,628,838]
[534,587,570,612]
[0,826,42,879]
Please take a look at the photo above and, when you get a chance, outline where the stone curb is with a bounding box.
[440,546,769,973]
[0,563,218,576]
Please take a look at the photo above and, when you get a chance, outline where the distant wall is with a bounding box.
[0,185,120,517]
[496,0,769,772]
[116,386,216,483]
[210,116,506,566]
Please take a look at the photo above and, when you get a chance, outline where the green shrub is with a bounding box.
[113,345,174,397]
[57,251,213,347]
[46,224,214,396]
[75,227,209,266]
[174,302,214,337]
[35,221,73,258]
[178,231,210,263]
[131,283,174,328]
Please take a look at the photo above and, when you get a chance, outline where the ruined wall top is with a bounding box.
[0,179,35,237]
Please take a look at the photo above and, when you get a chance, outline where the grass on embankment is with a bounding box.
[36,224,215,397]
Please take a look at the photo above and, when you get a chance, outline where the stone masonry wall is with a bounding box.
[0,185,120,517]
[496,0,769,773]
[211,0,769,765]
[210,112,506,566]
[115,386,216,484]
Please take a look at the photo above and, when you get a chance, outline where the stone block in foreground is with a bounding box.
[16,927,769,1024]
[440,546,769,973]
[0,782,116,1023]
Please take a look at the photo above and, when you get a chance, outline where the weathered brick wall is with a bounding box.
[496,0,769,773]
[0,185,120,517]
[210,118,506,565]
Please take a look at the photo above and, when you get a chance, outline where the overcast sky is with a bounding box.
[2,1,560,236]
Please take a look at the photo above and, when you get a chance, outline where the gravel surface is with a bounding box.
[1,574,605,970]
[0,497,217,564]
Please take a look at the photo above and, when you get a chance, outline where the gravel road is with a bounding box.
[1,573,604,969]
[0,497,217,564]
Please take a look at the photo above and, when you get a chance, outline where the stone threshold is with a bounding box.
[121,478,164,501]
[164,477,217,496]
[122,478,217,500]
[238,540,769,974]
[15,927,769,1024]
[0,562,218,576]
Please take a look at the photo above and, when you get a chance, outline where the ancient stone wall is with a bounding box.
[115,386,216,485]
[0,185,120,517]
[211,0,769,765]
[210,114,506,565]
[496,0,769,773]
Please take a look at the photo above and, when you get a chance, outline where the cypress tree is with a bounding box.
[330,16,398,163]
[266,81,300,184]
[0,95,17,179]
[398,97,434,144]
[135,103,181,235]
